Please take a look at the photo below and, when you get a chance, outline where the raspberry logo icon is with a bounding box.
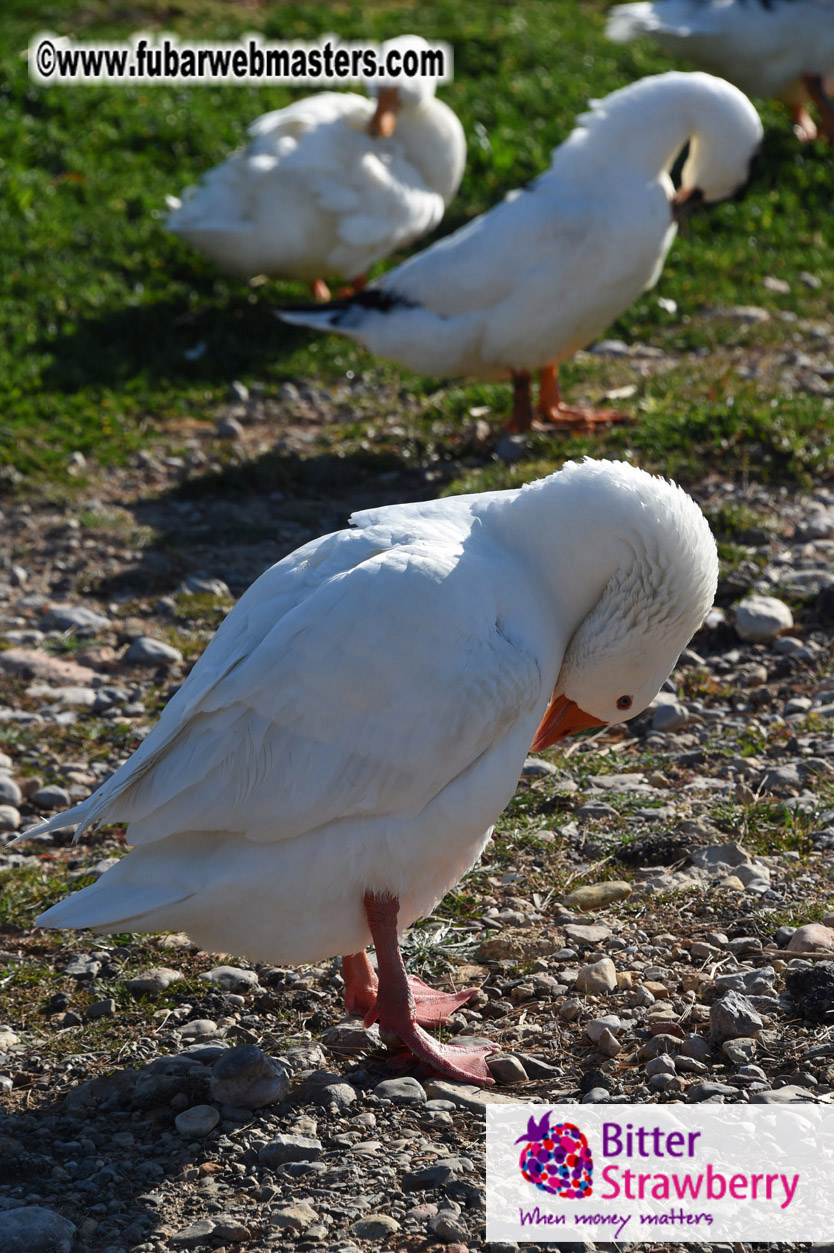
[516,1112,593,1199]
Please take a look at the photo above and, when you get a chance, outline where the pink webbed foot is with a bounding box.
[344,891,495,1086]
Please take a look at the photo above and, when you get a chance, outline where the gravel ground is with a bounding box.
[2,398,834,1253]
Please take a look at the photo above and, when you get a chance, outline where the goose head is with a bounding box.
[532,461,718,750]
[366,35,439,137]
[672,71,763,218]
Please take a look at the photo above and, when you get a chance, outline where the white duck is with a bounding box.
[25,459,718,1085]
[166,36,466,301]
[607,0,834,142]
[280,71,762,431]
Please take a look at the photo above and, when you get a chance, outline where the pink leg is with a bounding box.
[342,948,480,1027]
[356,891,495,1085]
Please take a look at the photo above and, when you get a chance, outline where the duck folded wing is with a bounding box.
[27,537,542,852]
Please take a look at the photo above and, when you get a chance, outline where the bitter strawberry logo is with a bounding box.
[516,1112,593,1199]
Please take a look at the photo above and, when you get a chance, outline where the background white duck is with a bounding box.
[607,0,834,142]
[279,72,762,431]
[25,460,717,1085]
[166,35,466,300]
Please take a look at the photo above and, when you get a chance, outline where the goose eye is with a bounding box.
[616,695,633,711]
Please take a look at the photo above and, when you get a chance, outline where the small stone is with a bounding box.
[349,1214,401,1239]
[31,785,71,811]
[563,922,612,945]
[709,991,763,1043]
[271,1202,319,1231]
[486,1055,529,1084]
[595,1027,622,1057]
[787,923,834,953]
[65,953,101,979]
[126,967,183,996]
[210,1045,289,1108]
[563,881,632,911]
[0,805,21,832]
[723,1038,757,1065]
[0,778,22,807]
[259,1133,322,1167]
[734,594,793,642]
[171,1219,216,1246]
[763,275,790,294]
[87,998,116,1020]
[691,841,752,870]
[786,961,834,1022]
[586,1015,621,1043]
[402,1163,457,1190]
[646,1053,677,1076]
[651,701,689,732]
[0,1207,77,1253]
[321,1019,381,1053]
[126,636,183,665]
[40,604,109,634]
[200,964,259,992]
[575,957,617,993]
[428,1211,469,1243]
[179,1019,217,1039]
[750,1086,816,1104]
[216,416,244,440]
[374,1076,426,1104]
[174,1104,220,1138]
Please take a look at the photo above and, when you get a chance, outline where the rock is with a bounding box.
[40,604,109,634]
[486,1055,529,1084]
[429,1211,469,1243]
[691,841,751,870]
[65,953,101,979]
[271,1202,319,1231]
[563,881,632,911]
[723,1038,757,1065]
[321,1019,381,1053]
[786,962,834,1022]
[651,701,689,732]
[31,784,70,811]
[126,636,183,665]
[349,1214,401,1239]
[575,957,617,993]
[125,967,183,996]
[210,1045,289,1108]
[0,778,22,807]
[0,1207,76,1253]
[179,1019,217,1040]
[200,964,259,992]
[0,805,21,832]
[374,1076,426,1104]
[171,1219,216,1245]
[714,966,775,996]
[258,1133,322,1167]
[586,1015,621,1043]
[402,1163,457,1190]
[563,922,612,945]
[174,1104,220,1137]
[750,1086,817,1104]
[734,594,793,642]
[709,991,763,1043]
[87,997,116,1020]
[216,416,244,440]
[421,1079,519,1112]
[787,923,834,953]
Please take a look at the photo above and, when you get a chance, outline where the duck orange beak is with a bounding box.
[368,88,400,138]
[531,694,605,752]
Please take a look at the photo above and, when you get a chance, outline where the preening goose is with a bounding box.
[166,35,466,300]
[280,71,762,432]
[25,459,718,1085]
[607,0,834,142]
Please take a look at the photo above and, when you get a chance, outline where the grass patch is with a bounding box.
[2,0,833,491]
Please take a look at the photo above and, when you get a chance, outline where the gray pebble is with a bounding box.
[374,1076,426,1104]
[0,778,22,807]
[216,416,244,440]
[0,804,21,832]
[0,1207,76,1253]
[125,967,183,996]
[259,1133,322,1167]
[210,1045,289,1108]
[31,784,70,811]
[734,594,793,642]
[709,990,764,1043]
[349,1214,401,1238]
[126,636,183,665]
[429,1211,469,1242]
[174,1104,220,1138]
[200,964,258,992]
[651,700,689,732]
[575,957,617,993]
[40,604,109,634]
[87,998,116,1020]
[271,1201,319,1231]
[486,1055,529,1084]
[178,1019,217,1039]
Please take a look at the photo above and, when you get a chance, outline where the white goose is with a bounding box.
[280,71,762,431]
[25,459,718,1085]
[167,36,466,300]
[607,0,834,142]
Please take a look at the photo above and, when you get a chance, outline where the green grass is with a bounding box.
[2,0,833,490]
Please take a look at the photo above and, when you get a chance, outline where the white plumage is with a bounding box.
[26,460,718,1080]
[279,71,762,430]
[166,36,465,289]
[607,0,834,140]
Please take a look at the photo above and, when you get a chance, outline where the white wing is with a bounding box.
[27,520,542,850]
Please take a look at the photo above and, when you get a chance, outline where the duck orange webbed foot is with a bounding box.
[344,890,495,1086]
[535,363,628,432]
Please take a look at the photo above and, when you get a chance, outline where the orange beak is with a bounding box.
[672,185,705,224]
[368,88,400,138]
[531,694,606,753]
